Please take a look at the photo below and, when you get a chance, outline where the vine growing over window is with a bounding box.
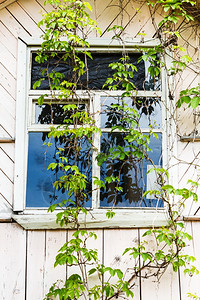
[33,0,200,299]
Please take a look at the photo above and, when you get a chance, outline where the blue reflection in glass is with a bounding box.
[100,133,163,207]
[26,132,92,207]
[101,97,161,129]
[35,103,86,124]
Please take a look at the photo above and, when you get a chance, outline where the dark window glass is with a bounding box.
[31,52,159,91]
[101,96,161,129]
[26,132,92,207]
[35,103,86,124]
[100,133,163,208]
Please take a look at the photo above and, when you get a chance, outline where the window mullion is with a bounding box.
[91,94,101,209]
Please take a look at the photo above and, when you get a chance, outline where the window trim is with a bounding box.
[13,36,172,229]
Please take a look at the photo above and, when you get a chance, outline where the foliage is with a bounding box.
[33,0,200,299]
[177,85,200,109]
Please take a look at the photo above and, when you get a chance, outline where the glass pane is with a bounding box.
[35,103,86,124]
[26,132,92,207]
[101,96,161,129]
[31,52,159,91]
[100,132,163,208]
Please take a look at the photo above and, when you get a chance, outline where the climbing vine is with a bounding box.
[33,0,200,299]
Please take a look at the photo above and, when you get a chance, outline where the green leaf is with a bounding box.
[106,210,115,219]
[181,96,191,104]
[191,96,200,109]
[132,251,140,259]
[162,185,175,193]
[109,268,115,276]
[88,268,97,276]
[176,222,184,228]
[47,163,58,170]
[33,80,42,89]
[116,269,123,279]
[142,230,152,237]
[123,247,131,255]
[141,252,152,262]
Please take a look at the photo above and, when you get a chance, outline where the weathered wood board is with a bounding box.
[0,1,199,300]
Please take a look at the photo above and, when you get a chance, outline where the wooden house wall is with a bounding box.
[0,0,200,299]
[0,223,200,299]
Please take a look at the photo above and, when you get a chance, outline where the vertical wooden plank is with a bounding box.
[140,228,180,300]
[180,221,200,298]
[44,230,67,296]
[67,229,103,294]
[104,228,140,299]
[177,142,200,216]
[0,223,26,300]
[86,229,103,289]
[26,230,46,300]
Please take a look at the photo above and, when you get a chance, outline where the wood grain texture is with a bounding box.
[0,193,12,218]
[0,0,16,10]
[67,229,103,287]
[7,1,43,37]
[0,125,11,138]
[0,102,15,139]
[177,141,200,216]
[35,0,54,13]
[140,229,180,300]
[0,223,26,300]
[5,2,42,36]
[0,147,14,182]
[0,1,199,299]
[0,42,16,77]
[0,65,16,99]
[0,7,29,37]
[18,0,46,30]
[44,230,67,296]
[26,229,68,299]
[0,143,15,161]
[0,21,17,57]
[0,169,13,206]
[13,209,169,230]
[26,230,46,300]
[103,228,140,299]
[179,222,200,298]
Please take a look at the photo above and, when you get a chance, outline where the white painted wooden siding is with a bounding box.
[0,224,198,299]
[0,0,200,299]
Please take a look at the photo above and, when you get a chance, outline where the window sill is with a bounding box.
[12,208,169,230]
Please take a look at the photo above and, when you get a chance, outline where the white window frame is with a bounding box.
[13,37,172,229]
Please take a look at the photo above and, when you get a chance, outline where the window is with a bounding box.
[13,38,168,229]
